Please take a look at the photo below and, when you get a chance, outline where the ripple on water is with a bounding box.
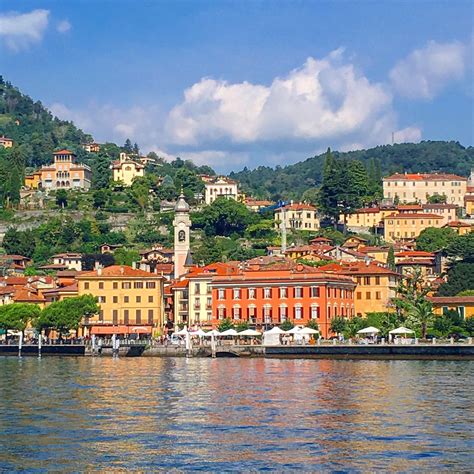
[0,357,472,471]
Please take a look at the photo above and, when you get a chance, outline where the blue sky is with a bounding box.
[0,1,472,172]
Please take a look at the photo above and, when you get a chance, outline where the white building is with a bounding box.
[204,177,239,205]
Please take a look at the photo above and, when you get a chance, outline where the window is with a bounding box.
[112,310,118,324]
[263,306,272,322]
[146,282,156,289]
[311,286,320,298]
[233,288,241,300]
[113,282,118,290]
[458,306,465,319]
[280,287,287,298]
[122,282,131,289]
[294,306,302,319]
[134,282,144,289]
[148,309,154,324]
[136,310,141,324]
[264,288,271,299]
[327,306,331,318]
[248,288,256,299]
[99,310,104,322]
[311,306,319,319]
[233,307,241,319]
[113,296,118,304]
[279,306,287,321]
[136,296,141,303]
[84,282,89,290]
[375,277,381,285]
[364,277,370,285]
[124,296,129,303]
[194,283,201,294]
[376,292,381,300]
[218,289,225,300]
[218,307,226,319]
[248,306,256,320]
[148,296,153,303]
[124,310,129,324]
[294,287,303,298]
[98,296,106,303]
[366,292,371,300]
[98,282,104,290]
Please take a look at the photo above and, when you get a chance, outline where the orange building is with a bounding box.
[211,260,355,338]
[38,149,91,190]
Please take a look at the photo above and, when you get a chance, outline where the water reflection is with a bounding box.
[0,357,472,471]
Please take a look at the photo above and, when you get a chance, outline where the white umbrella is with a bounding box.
[389,327,415,335]
[357,326,380,335]
[219,329,238,336]
[238,329,262,336]
[300,327,319,335]
[202,329,221,337]
[264,326,288,335]
[189,329,207,337]
[175,328,188,335]
[287,326,303,334]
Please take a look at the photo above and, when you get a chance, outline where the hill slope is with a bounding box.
[0,76,92,167]
[230,141,474,200]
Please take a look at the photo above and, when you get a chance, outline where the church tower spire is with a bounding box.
[173,192,191,279]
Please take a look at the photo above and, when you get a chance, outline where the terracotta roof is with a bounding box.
[444,221,472,228]
[321,261,400,276]
[384,173,467,181]
[276,203,316,212]
[384,213,443,220]
[428,296,474,304]
[52,253,82,258]
[397,204,423,211]
[171,279,189,289]
[354,207,381,214]
[0,276,28,286]
[359,246,389,253]
[396,258,436,265]
[0,255,30,261]
[396,251,435,257]
[53,149,75,155]
[310,237,332,243]
[246,199,273,206]
[13,288,45,303]
[78,265,163,279]
[422,203,458,209]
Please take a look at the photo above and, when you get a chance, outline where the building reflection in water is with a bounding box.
[0,357,472,471]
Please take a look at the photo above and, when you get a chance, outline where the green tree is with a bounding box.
[37,295,99,335]
[279,319,294,331]
[305,319,319,331]
[0,303,41,340]
[427,193,447,204]
[114,248,140,266]
[437,263,474,296]
[330,317,347,335]
[91,152,112,189]
[55,189,68,208]
[92,189,109,209]
[416,227,456,252]
[387,245,396,271]
[236,321,249,332]
[406,298,435,339]
[218,318,235,331]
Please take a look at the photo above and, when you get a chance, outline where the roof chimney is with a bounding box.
[120,266,125,275]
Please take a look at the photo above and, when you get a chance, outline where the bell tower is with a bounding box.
[173,193,191,279]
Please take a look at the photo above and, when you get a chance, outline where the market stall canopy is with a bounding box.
[264,327,288,335]
[300,327,319,335]
[202,329,221,337]
[357,326,380,335]
[189,329,207,337]
[238,329,262,336]
[220,329,238,336]
[287,327,302,334]
[389,327,415,335]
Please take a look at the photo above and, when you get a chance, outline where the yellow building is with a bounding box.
[383,213,444,242]
[465,195,474,216]
[428,296,474,319]
[444,221,473,235]
[274,203,320,231]
[112,153,145,186]
[24,171,42,189]
[319,262,400,317]
[76,265,165,336]
[383,173,467,206]
[0,136,13,148]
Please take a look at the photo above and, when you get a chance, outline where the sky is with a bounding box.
[0,1,473,173]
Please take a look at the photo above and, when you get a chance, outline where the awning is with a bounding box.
[90,325,152,335]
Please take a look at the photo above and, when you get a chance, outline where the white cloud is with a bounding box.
[57,20,71,34]
[390,40,467,99]
[166,51,395,147]
[0,9,49,52]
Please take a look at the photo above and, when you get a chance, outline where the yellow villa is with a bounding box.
[383,213,444,242]
[76,265,165,336]
[428,296,474,319]
[112,153,145,186]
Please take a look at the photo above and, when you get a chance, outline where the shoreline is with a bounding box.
[1,343,473,360]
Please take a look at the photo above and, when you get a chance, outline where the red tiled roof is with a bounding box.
[276,203,316,212]
[428,296,474,304]
[384,213,443,219]
[78,265,163,278]
[384,173,467,181]
[444,221,472,228]
[397,204,423,211]
[395,251,435,257]
[397,259,436,266]
[422,203,458,209]
[13,288,45,303]
[53,149,75,155]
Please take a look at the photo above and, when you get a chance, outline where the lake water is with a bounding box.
[0,357,472,472]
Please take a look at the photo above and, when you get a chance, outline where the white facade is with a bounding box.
[204,178,238,205]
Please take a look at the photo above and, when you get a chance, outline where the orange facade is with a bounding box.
[211,266,355,338]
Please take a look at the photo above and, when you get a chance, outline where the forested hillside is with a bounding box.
[231,142,474,200]
[0,77,92,168]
